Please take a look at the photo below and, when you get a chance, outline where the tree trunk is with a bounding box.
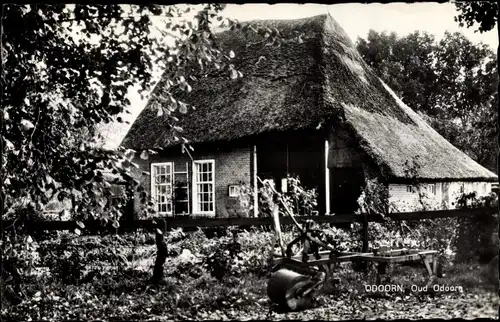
[151,219,168,283]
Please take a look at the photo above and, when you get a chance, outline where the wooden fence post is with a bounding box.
[362,213,369,272]
[362,213,368,253]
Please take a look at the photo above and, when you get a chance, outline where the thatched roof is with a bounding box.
[121,14,497,182]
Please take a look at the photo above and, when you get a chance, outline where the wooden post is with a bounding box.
[362,213,368,253]
[324,139,330,215]
[362,213,369,272]
[253,145,258,218]
[271,201,285,257]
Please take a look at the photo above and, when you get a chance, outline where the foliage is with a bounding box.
[353,160,459,257]
[282,175,318,216]
[162,227,281,280]
[2,3,287,285]
[1,235,40,286]
[320,224,363,253]
[3,4,165,221]
[356,178,396,217]
[230,182,254,218]
[258,174,318,217]
[356,30,498,172]
[454,1,498,33]
[2,3,288,221]
[454,192,499,263]
[2,230,499,320]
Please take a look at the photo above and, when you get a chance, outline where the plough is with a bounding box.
[261,178,439,311]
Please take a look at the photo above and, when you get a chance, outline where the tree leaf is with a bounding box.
[4,139,14,150]
[74,228,81,235]
[124,149,136,161]
[230,69,238,80]
[229,50,235,58]
[179,102,188,114]
[140,150,149,160]
[76,220,85,229]
[20,119,35,131]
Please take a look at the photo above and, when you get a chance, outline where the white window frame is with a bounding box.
[192,159,216,216]
[428,183,436,195]
[228,185,240,197]
[150,162,174,215]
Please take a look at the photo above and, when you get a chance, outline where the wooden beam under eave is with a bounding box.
[253,145,258,218]
[325,139,330,215]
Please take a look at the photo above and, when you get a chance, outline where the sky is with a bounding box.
[100,2,498,149]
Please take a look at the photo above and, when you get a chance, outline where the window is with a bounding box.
[281,178,288,193]
[193,160,215,215]
[428,184,436,195]
[228,185,240,197]
[406,185,413,193]
[151,162,173,214]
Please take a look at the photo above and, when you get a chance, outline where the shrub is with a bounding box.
[355,177,460,257]
[258,174,318,217]
[454,192,499,263]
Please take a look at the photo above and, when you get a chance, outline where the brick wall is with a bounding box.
[131,143,252,218]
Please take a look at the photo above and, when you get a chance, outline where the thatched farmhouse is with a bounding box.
[121,14,497,217]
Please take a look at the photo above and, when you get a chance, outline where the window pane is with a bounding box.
[194,161,214,213]
[152,163,174,213]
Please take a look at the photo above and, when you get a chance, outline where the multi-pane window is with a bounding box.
[193,160,215,215]
[428,184,436,195]
[228,185,240,197]
[151,162,173,214]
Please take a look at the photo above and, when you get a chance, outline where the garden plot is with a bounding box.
[2,229,498,321]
